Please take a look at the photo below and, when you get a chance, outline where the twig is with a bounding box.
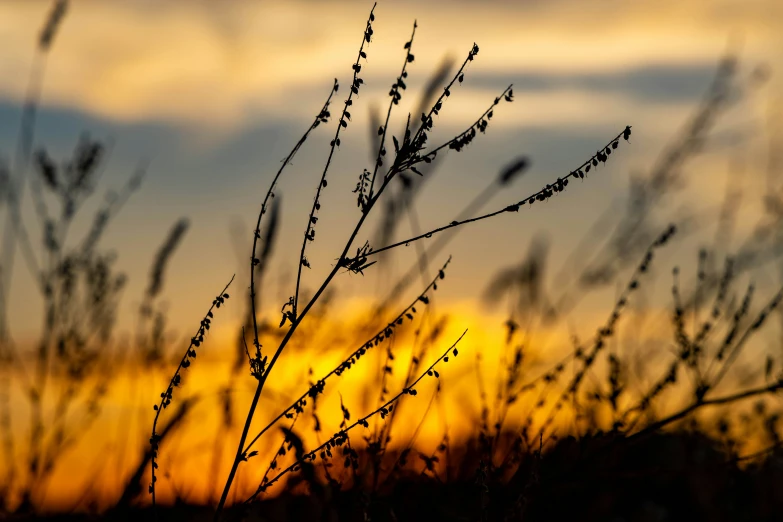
[215,79,339,517]
[367,20,418,201]
[293,4,377,318]
[241,257,451,456]
[244,330,467,503]
[150,276,234,509]
[348,127,633,263]
[625,380,783,445]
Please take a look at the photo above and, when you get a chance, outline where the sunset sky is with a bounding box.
[0,0,779,335]
[1,0,782,510]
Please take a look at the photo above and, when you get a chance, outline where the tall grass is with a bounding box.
[1,1,782,521]
[178,3,634,519]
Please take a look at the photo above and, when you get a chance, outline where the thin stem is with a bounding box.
[216,8,378,516]
[150,276,234,510]
[0,48,47,341]
[244,330,467,503]
[625,380,783,445]
[216,170,382,520]
[355,128,631,262]
[407,43,480,151]
[250,78,338,351]
[241,257,451,456]
[708,286,783,391]
[378,382,439,489]
[213,80,338,517]
[368,21,417,200]
[219,14,527,516]
[374,179,501,307]
[536,224,676,439]
[396,85,513,175]
[293,3,377,318]
[259,413,300,493]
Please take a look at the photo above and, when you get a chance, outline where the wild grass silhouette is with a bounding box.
[1,2,782,522]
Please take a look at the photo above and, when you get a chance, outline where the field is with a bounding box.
[1,1,782,521]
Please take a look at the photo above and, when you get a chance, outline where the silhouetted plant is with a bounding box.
[243,330,467,503]
[6,2,782,521]
[0,1,219,512]
[209,5,633,519]
[149,277,234,507]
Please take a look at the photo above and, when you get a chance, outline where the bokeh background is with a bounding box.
[1,0,782,513]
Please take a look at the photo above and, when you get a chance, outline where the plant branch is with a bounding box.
[216,7,377,518]
[241,257,451,456]
[626,380,783,445]
[350,127,632,263]
[150,276,234,509]
[244,329,467,503]
[367,21,417,201]
[293,4,377,318]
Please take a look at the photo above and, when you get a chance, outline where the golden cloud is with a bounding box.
[0,0,778,130]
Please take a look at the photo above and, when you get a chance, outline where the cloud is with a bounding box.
[0,0,778,131]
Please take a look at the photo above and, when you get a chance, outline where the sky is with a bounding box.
[1,0,782,510]
[0,0,780,335]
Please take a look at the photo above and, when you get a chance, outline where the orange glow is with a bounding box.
[5,299,774,511]
[1,0,781,515]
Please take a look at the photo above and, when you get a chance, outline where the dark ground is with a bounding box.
[5,430,782,522]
